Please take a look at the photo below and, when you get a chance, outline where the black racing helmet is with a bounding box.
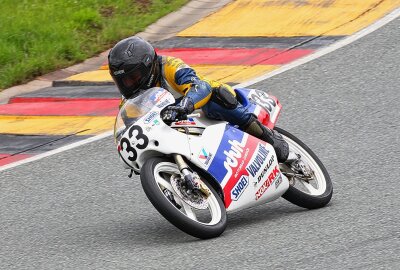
[108,36,159,99]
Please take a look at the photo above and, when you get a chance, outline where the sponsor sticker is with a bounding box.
[231,175,249,201]
[175,118,196,126]
[150,90,168,103]
[144,118,160,131]
[223,138,246,180]
[156,100,171,109]
[256,155,275,185]
[207,128,249,185]
[246,144,270,178]
[255,165,281,200]
[234,147,250,179]
[198,148,213,166]
[144,111,158,124]
[275,175,282,189]
[114,70,125,75]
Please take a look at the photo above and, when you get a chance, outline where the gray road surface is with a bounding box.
[1,18,399,270]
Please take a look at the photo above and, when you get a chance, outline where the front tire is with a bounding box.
[140,157,227,239]
[275,127,333,209]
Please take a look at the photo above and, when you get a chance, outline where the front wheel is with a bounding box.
[275,127,333,209]
[140,157,227,239]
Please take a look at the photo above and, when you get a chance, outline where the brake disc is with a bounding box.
[170,175,208,210]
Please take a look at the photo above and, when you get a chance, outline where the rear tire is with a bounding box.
[275,127,333,209]
[140,157,227,239]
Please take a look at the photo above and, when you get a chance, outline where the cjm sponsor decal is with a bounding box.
[246,144,269,178]
[223,138,246,181]
[207,127,247,184]
[231,176,249,201]
[255,165,281,200]
[144,111,158,124]
[234,147,250,179]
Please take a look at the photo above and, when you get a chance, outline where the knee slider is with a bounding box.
[211,85,238,109]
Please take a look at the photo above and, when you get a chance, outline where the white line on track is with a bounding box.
[1,7,399,172]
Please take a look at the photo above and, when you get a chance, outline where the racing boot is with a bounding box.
[241,115,289,163]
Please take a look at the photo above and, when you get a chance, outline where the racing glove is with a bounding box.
[162,97,194,125]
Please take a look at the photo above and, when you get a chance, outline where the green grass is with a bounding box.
[0,0,188,90]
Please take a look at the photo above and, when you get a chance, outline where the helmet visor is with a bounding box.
[112,65,149,98]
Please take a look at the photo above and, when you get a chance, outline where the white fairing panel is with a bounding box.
[116,87,289,213]
[188,123,289,212]
[116,89,191,171]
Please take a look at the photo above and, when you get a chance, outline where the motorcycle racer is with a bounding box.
[108,36,290,163]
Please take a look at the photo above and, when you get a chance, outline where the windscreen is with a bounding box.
[114,87,168,143]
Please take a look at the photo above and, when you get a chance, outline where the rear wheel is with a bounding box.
[275,127,333,209]
[140,157,227,239]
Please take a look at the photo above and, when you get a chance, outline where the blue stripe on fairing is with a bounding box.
[207,125,245,183]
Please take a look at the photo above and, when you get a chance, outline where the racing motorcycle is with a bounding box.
[114,87,333,239]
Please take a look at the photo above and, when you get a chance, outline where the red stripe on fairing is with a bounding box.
[0,99,120,116]
[0,154,32,167]
[267,102,282,129]
[156,48,313,65]
[253,95,282,129]
[222,136,262,208]
[257,109,269,126]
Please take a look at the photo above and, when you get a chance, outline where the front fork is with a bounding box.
[173,154,197,190]
[173,154,211,196]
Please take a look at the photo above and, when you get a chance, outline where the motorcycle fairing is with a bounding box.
[117,88,192,171]
[193,124,289,212]
[116,87,289,212]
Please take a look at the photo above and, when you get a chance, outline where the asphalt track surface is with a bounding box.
[1,18,399,270]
